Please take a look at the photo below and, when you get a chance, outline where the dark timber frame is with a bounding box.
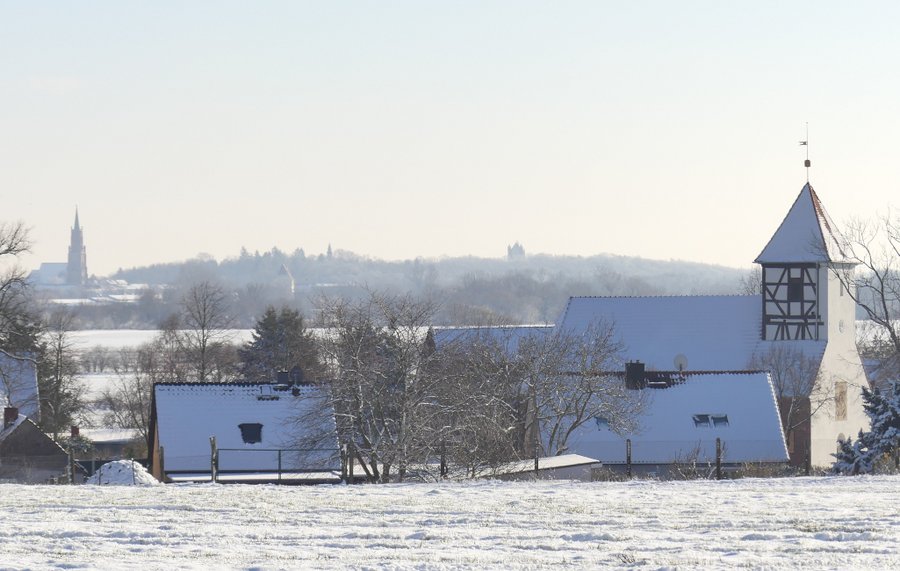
[762,263,822,341]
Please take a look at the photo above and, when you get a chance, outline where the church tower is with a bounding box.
[754,183,856,342]
[66,209,87,286]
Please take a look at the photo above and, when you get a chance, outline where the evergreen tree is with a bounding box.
[239,306,322,382]
[833,381,900,474]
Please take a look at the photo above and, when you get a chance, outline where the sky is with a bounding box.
[3,1,900,276]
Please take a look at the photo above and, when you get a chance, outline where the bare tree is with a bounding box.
[0,221,33,347]
[422,322,640,477]
[738,266,762,295]
[829,214,900,386]
[316,292,444,482]
[98,344,158,455]
[749,344,831,463]
[180,281,234,382]
[38,309,86,438]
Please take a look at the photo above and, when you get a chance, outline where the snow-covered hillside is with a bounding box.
[0,477,897,569]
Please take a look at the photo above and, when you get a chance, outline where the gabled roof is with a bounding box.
[153,382,339,473]
[558,295,765,371]
[433,325,553,354]
[755,183,848,264]
[567,372,789,464]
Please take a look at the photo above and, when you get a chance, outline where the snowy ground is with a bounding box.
[0,476,897,570]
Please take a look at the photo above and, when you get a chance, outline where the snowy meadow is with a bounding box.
[0,476,898,570]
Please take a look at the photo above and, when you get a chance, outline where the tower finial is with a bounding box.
[799,122,810,183]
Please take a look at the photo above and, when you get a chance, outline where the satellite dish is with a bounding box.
[674,354,688,372]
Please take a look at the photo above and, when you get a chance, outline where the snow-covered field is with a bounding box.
[0,476,897,570]
[69,329,255,351]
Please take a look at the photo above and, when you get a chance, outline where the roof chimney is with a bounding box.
[625,361,646,390]
[4,407,19,429]
[71,425,80,438]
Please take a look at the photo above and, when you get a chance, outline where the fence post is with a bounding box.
[209,436,218,483]
[340,443,348,483]
[440,440,447,479]
[626,439,632,479]
[348,441,355,483]
[68,451,76,484]
[804,451,810,476]
[278,449,282,484]
[715,438,722,480]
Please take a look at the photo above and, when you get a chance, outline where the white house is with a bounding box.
[149,380,340,483]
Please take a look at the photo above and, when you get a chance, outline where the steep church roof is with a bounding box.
[755,183,847,264]
[557,295,826,371]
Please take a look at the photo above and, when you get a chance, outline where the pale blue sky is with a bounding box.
[3,1,899,275]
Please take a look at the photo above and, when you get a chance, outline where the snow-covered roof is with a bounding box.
[80,428,141,444]
[433,325,553,354]
[0,352,40,421]
[153,382,339,473]
[755,183,848,264]
[558,295,766,371]
[567,372,789,464]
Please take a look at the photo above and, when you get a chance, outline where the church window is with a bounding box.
[787,277,804,302]
[594,416,610,430]
[711,415,730,427]
[834,382,847,421]
[238,423,263,444]
[692,414,710,427]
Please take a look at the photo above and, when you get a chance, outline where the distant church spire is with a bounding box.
[66,208,87,286]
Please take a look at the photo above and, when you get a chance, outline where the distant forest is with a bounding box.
[74,247,752,329]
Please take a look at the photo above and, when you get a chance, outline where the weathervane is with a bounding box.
[799,122,810,182]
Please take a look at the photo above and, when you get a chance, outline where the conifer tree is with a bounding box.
[239,306,322,382]
[833,381,900,474]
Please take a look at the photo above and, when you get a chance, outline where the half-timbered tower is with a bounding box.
[755,182,854,342]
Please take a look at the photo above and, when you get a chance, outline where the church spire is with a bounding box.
[755,183,846,264]
[66,207,87,286]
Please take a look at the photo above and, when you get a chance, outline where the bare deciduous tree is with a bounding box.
[38,309,86,437]
[749,344,831,462]
[316,292,442,482]
[98,344,158,455]
[828,215,900,386]
[180,281,235,382]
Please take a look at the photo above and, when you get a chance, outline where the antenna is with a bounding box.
[799,122,810,182]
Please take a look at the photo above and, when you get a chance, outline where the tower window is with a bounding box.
[787,277,804,302]
[835,382,847,421]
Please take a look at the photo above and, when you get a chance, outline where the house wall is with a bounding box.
[778,396,811,467]
[0,421,68,483]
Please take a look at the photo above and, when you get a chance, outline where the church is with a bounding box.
[559,181,869,469]
[28,209,88,288]
[438,180,869,471]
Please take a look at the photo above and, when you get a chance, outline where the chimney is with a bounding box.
[625,361,646,390]
[71,426,80,438]
[276,370,290,385]
[4,407,19,429]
